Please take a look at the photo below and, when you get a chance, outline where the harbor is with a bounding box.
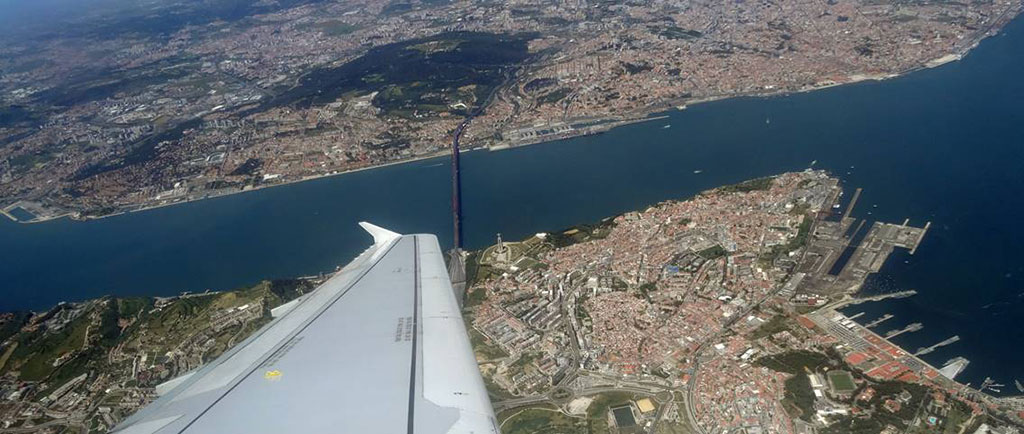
[790,181,930,300]
[807,307,977,397]
[782,180,1023,403]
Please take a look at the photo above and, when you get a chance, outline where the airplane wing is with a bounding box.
[113,223,497,434]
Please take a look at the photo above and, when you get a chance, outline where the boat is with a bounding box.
[663,124,671,129]
[1015,379,1023,393]
[693,170,703,174]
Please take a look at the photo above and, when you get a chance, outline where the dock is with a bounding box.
[792,184,927,298]
[835,290,917,310]
[884,322,922,338]
[910,221,931,255]
[980,377,1005,394]
[914,335,960,356]
[847,219,866,240]
[939,357,970,380]
[865,314,894,328]
[842,187,863,221]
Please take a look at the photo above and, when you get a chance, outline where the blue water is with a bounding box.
[6,207,35,222]
[2,16,1023,394]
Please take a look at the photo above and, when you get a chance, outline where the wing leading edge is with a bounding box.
[113,224,497,434]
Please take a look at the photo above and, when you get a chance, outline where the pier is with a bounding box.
[910,221,931,255]
[842,187,863,221]
[847,219,866,240]
[831,290,918,310]
[980,377,1006,394]
[792,183,928,299]
[884,322,922,338]
[914,335,960,356]
[939,357,970,380]
[865,314,894,328]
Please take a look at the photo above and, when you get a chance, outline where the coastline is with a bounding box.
[0,59,938,226]
[822,296,1022,401]
[2,147,459,225]
[3,9,1017,226]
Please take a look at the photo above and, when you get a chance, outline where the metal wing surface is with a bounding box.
[113,223,497,434]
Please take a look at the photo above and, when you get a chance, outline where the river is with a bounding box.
[2,15,1024,395]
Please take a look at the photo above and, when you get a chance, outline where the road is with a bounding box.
[684,209,828,434]
[490,210,833,432]
[485,193,839,432]
[492,384,669,412]
[449,67,518,249]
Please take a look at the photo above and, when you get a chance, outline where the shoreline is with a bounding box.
[855,313,1021,400]
[2,147,460,225]
[821,299,1022,400]
[3,13,1015,226]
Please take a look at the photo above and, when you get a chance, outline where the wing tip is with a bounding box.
[359,222,402,245]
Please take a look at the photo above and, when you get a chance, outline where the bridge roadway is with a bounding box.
[449,68,514,249]
[449,118,467,248]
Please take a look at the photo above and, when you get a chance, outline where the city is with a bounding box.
[2,0,1024,432]
[1,172,1022,433]
[460,171,1024,433]
[1,0,1020,222]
